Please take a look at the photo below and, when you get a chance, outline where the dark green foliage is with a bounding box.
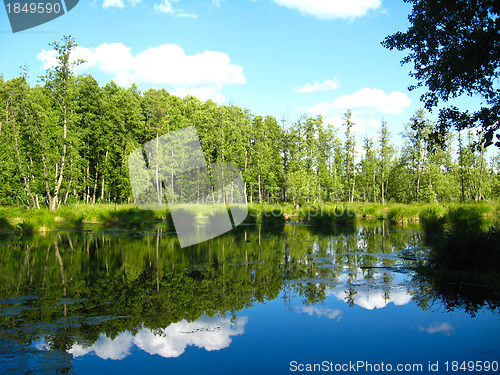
[98,208,158,230]
[302,206,335,228]
[419,205,447,234]
[262,209,285,228]
[240,206,257,224]
[16,221,34,237]
[423,207,500,275]
[333,206,356,225]
[382,0,500,147]
[0,217,14,231]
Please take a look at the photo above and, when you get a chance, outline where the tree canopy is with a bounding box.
[1,36,499,208]
[382,0,500,148]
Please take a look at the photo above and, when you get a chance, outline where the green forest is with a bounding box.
[1,36,499,211]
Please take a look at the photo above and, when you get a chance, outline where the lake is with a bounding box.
[0,222,499,374]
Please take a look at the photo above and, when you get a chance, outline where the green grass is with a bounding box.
[0,201,497,235]
[0,204,164,232]
[419,204,447,233]
[360,203,386,220]
[297,205,314,222]
[387,204,420,224]
[299,205,334,228]
[25,208,57,231]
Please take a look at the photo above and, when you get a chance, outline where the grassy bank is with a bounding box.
[0,201,499,233]
[0,204,165,234]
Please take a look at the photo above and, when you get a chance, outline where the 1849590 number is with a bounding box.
[5,2,62,14]
[444,361,499,372]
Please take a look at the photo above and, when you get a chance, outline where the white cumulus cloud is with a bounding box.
[103,0,124,8]
[101,0,195,17]
[154,0,173,13]
[309,88,411,116]
[293,78,340,93]
[37,42,246,103]
[102,0,142,8]
[272,0,381,20]
[37,49,59,70]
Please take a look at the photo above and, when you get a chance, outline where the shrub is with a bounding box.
[29,209,56,231]
[17,221,34,237]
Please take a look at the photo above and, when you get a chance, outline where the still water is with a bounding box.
[0,222,499,374]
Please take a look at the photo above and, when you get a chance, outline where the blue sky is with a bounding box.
[1,0,448,147]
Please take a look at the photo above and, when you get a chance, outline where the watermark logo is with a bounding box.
[128,126,248,247]
[4,0,79,33]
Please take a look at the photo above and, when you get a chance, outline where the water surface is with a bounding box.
[0,223,498,374]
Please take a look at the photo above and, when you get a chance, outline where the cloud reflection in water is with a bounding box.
[68,315,247,360]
